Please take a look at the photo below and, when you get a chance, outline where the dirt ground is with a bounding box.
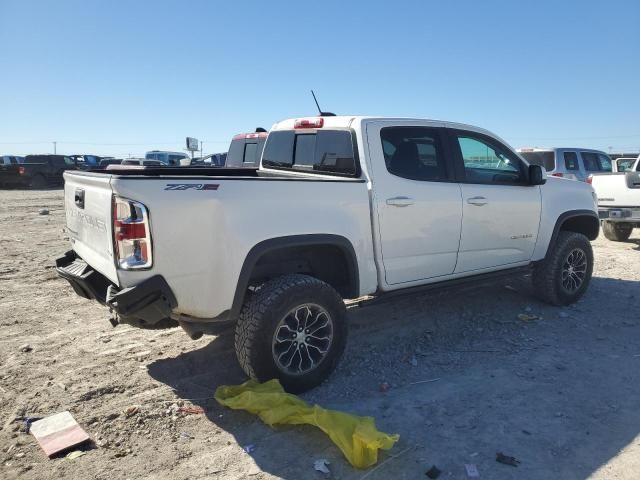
[1,188,639,480]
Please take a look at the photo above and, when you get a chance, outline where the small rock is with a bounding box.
[19,344,32,353]
[38,209,49,215]
[558,312,570,318]
[410,356,418,367]
[101,338,111,343]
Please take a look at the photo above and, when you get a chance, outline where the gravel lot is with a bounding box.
[1,188,639,480]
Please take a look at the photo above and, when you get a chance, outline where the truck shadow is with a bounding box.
[147,275,640,479]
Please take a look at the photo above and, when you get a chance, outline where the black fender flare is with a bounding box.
[230,234,359,319]
[545,209,600,259]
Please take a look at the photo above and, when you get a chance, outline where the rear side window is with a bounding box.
[519,151,555,171]
[380,127,447,181]
[563,151,579,170]
[262,130,357,176]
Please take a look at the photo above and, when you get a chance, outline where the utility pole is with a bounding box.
[53,141,57,154]
[200,140,203,159]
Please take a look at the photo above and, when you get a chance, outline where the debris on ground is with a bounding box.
[425,465,441,478]
[179,432,193,442]
[410,356,418,367]
[379,382,391,392]
[22,416,43,433]
[66,450,87,460]
[496,452,520,467]
[177,406,205,415]
[464,463,480,477]
[124,406,139,417]
[19,344,32,353]
[38,209,49,215]
[243,444,255,454]
[314,458,331,474]
[517,313,539,321]
[215,379,399,469]
[30,411,91,457]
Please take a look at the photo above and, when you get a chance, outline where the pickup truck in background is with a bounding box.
[517,147,612,181]
[225,129,268,168]
[612,156,640,173]
[56,115,600,392]
[589,170,640,241]
[0,154,77,188]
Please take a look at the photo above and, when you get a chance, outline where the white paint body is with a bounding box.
[63,116,598,320]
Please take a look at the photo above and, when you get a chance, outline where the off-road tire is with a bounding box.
[533,231,593,306]
[235,274,347,393]
[30,174,46,189]
[602,221,633,242]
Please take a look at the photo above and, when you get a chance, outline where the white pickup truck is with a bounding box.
[589,161,640,241]
[57,115,600,392]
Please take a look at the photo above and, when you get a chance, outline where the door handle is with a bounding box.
[467,196,488,206]
[386,196,414,207]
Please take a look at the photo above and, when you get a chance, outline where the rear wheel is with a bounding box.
[235,274,347,393]
[533,231,593,306]
[30,174,46,189]
[602,221,632,242]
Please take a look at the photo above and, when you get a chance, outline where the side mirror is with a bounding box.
[528,164,546,185]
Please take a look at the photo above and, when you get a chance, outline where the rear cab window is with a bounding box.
[563,151,579,170]
[262,129,358,176]
[227,134,266,167]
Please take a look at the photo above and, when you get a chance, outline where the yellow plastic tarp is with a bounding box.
[214,379,400,469]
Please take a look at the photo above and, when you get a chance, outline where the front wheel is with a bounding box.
[235,274,347,393]
[533,231,594,306]
[602,221,633,242]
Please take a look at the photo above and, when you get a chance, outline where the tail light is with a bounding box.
[112,196,152,269]
[586,174,593,184]
[18,166,25,175]
[294,117,324,129]
[551,172,563,177]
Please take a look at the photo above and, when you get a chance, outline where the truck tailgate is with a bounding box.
[593,172,640,206]
[64,172,118,284]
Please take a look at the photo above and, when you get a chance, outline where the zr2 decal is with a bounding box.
[164,184,219,191]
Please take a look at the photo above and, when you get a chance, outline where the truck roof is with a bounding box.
[271,115,497,136]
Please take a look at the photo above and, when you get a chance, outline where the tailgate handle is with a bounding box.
[74,189,85,209]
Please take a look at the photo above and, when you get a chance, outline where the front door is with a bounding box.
[366,123,463,286]
[450,131,541,273]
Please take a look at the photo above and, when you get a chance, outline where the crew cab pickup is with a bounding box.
[589,170,640,241]
[57,116,600,392]
[0,154,77,188]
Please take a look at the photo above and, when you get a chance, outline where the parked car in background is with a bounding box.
[69,154,102,169]
[589,170,640,241]
[0,154,76,188]
[612,156,640,172]
[225,129,267,168]
[57,115,600,392]
[145,151,189,166]
[517,148,612,181]
[1,155,24,165]
[121,158,164,166]
[97,158,123,169]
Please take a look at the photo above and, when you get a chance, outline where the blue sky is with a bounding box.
[1,0,638,157]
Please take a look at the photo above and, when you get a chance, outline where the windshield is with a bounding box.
[519,151,555,171]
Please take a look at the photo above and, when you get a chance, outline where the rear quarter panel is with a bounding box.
[111,177,376,319]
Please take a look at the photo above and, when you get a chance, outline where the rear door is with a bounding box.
[366,122,463,286]
[64,173,118,284]
[449,129,541,273]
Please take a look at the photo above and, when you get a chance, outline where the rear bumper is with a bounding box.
[599,207,640,222]
[56,250,178,328]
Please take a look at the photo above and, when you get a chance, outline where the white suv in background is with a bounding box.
[518,148,612,182]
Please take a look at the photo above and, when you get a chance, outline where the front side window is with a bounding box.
[564,151,579,170]
[457,135,522,184]
[380,127,447,181]
[581,152,611,172]
[597,153,612,172]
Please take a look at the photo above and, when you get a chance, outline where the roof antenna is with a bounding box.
[311,90,336,117]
